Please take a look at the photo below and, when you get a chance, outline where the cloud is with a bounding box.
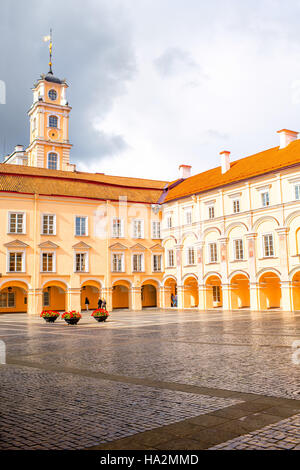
[0,0,136,162]
[154,47,198,77]
[200,129,229,145]
[2,0,300,181]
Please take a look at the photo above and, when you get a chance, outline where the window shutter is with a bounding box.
[23,213,26,234]
[53,215,56,236]
[132,220,136,238]
[141,220,144,238]
[142,254,145,271]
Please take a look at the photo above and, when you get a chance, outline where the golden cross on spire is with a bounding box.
[43,28,53,73]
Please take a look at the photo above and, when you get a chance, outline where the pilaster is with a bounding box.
[102,287,113,312]
[66,288,81,312]
[131,286,142,311]
[27,288,43,315]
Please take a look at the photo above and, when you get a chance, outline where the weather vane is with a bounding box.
[43,28,53,73]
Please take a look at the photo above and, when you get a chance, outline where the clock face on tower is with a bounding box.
[48,128,59,141]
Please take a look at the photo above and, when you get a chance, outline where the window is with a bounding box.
[112,253,124,272]
[213,286,221,302]
[42,214,55,235]
[9,212,24,234]
[153,254,162,272]
[48,89,57,101]
[167,249,174,267]
[43,291,50,307]
[152,221,161,239]
[208,206,215,219]
[75,253,87,272]
[49,115,58,128]
[132,254,144,272]
[209,243,217,263]
[234,239,244,260]
[261,191,270,207]
[42,253,54,272]
[184,208,192,225]
[112,218,123,238]
[75,216,88,236]
[47,153,58,170]
[233,199,240,213]
[0,291,15,308]
[8,252,23,272]
[295,185,300,200]
[166,215,172,229]
[186,247,195,265]
[132,219,144,239]
[263,234,274,257]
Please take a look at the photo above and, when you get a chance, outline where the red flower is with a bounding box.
[91,308,109,317]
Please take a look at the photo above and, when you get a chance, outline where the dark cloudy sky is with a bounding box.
[1,0,300,180]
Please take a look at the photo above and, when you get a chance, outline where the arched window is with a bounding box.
[49,115,58,128]
[47,153,58,170]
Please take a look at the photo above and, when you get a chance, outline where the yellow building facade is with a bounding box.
[1,68,166,314]
[2,66,300,314]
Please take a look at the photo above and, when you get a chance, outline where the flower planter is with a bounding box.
[62,311,81,325]
[40,310,60,322]
[64,317,80,325]
[94,316,108,322]
[44,316,58,323]
[91,308,109,323]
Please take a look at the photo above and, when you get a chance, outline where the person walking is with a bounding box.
[98,297,102,309]
[171,293,175,307]
[85,297,90,311]
[102,299,107,310]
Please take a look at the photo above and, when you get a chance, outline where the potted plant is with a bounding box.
[62,311,82,325]
[40,310,60,323]
[91,308,109,322]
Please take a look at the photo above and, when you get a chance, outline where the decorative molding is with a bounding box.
[72,241,91,250]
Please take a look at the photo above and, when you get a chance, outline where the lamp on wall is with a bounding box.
[8,287,12,292]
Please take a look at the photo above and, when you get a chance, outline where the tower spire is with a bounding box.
[48,28,53,74]
[43,29,53,74]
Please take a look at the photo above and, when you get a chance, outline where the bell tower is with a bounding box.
[26,33,74,171]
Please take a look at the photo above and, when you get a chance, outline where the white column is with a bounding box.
[175,244,183,308]
[281,281,292,312]
[218,237,229,309]
[250,282,259,311]
[222,284,231,310]
[195,240,205,310]
[246,232,258,311]
[276,227,292,311]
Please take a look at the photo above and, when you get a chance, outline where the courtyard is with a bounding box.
[0,308,299,450]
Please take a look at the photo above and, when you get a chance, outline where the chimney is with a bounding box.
[15,145,24,153]
[179,164,192,179]
[220,150,230,174]
[277,129,298,149]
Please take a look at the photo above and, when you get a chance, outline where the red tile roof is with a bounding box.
[0,164,167,204]
[164,140,300,202]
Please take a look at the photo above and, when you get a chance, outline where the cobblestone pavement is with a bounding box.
[0,309,299,450]
[210,414,300,450]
